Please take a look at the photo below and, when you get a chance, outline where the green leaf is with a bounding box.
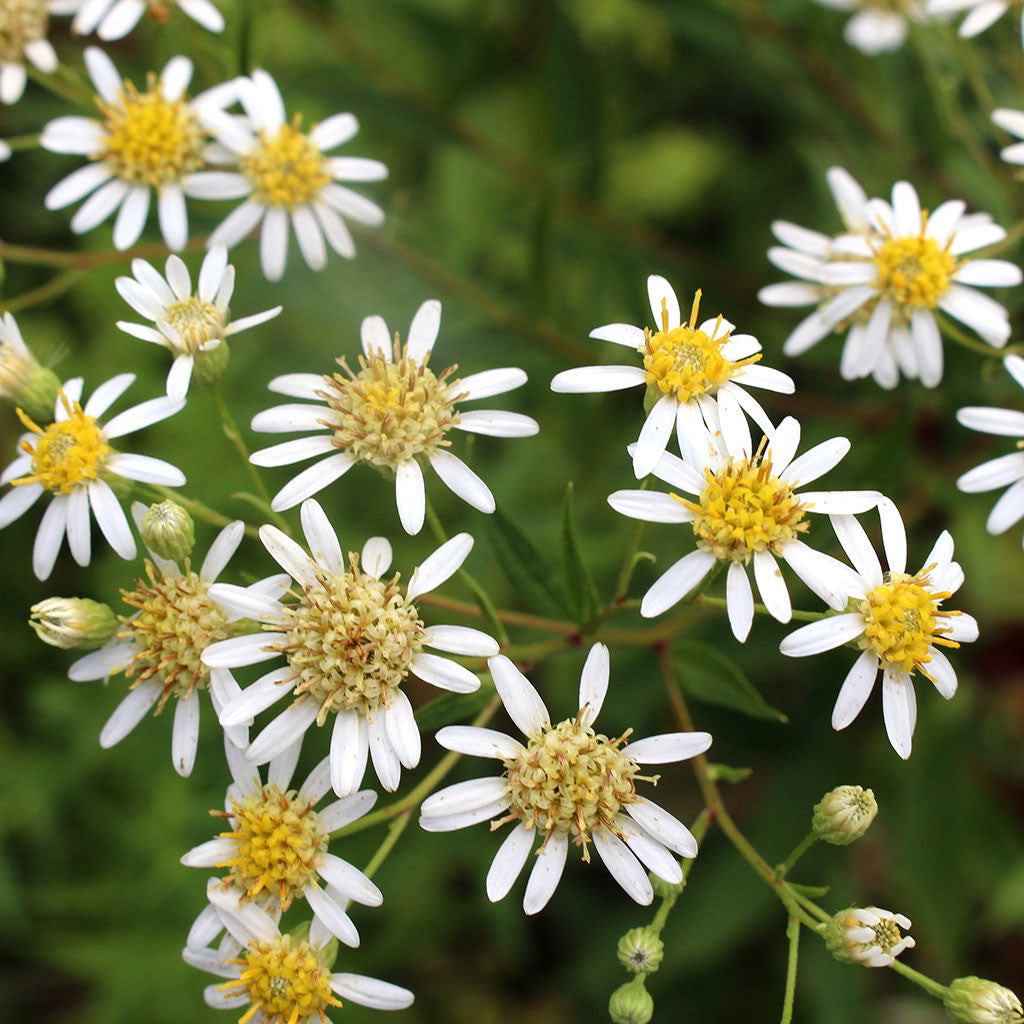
[485,509,570,616]
[672,641,787,723]
[414,687,492,732]
[706,763,753,784]
[561,482,602,623]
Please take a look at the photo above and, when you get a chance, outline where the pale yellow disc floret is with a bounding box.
[642,289,758,404]
[99,76,205,187]
[220,935,341,1024]
[873,228,958,310]
[0,0,47,64]
[163,296,225,353]
[268,553,426,726]
[322,342,463,469]
[242,119,331,208]
[858,569,961,678]
[215,783,327,909]
[681,452,808,564]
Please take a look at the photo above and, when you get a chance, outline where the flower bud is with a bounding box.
[141,501,195,561]
[824,906,915,967]
[192,338,231,387]
[813,785,878,845]
[608,979,654,1024]
[0,313,60,421]
[650,872,685,899]
[617,927,664,974]
[944,977,1024,1024]
[29,598,118,650]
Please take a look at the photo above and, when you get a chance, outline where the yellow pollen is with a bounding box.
[218,783,327,909]
[859,570,960,677]
[13,393,109,494]
[242,118,331,208]
[220,936,341,1024]
[0,0,47,64]
[99,76,205,187]
[873,226,957,309]
[642,289,758,403]
[163,296,224,353]
[681,452,807,563]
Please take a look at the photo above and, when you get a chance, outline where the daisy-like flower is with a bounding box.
[0,374,184,579]
[115,245,282,400]
[812,0,916,54]
[249,299,537,534]
[927,0,1018,39]
[826,906,916,966]
[956,355,1024,545]
[779,506,978,758]
[69,0,225,40]
[182,736,382,949]
[188,69,387,281]
[204,498,498,795]
[420,646,712,914]
[608,415,878,640]
[992,108,1024,166]
[762,176,1021,387]
[551,277,793,478]
[184,899,413,1021]
[65,509,269,776]
[0,0,69,104]
[40,47,236,251]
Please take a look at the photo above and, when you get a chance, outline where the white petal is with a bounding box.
[550,364,647,393]
[577,642,609,727]
[421,777,508,817]
[300,499,344,574]
[246,701,319,765]
[406,532,473,599]
[725,561,754,642]
[331,710,368,797]
[218,667,294,727]
[781,437,850,486]
[316,790,377,832]
[987,479,1024,533]
[632,393,676,478]
[647,275,680,329]
[593,827,653,905]
[488,655,549,736]
[832,649,880,730]
[621,732,712,763]
[882,670,917,760]
[523,833,568,915]
[395,460,425,535]
[260,206,289,282]
[830,513,882,588]
[485,823,534,901]
[328,975,413,1012]
[407,299,442,362]
[625,798,698,858]
[435,725,523,759]
[410,652,481,693]
[259,523,318,588]
[99,680,162,747]
[456,367,528,401]
[426,625,499,657]
[453,410,539,437]
[428,449,494,513]
[640,549,717,618]
[305,886,359,948]
[780,613,866,658]
[172,692,201,776]
[270,452,356,512]
[360,536,392,579]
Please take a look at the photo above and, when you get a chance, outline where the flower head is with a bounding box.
[69,0,225,41]
[812,785,878,844]
[944,976,1024,1024]
[825,906,915,966]
[812,0,915,55]
[29,596,118,649]
[928,0,1017,40]
[0,0,64,105]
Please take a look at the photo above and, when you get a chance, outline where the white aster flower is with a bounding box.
[65,511,265,776]
[69,0,225,40]
[40,47,236,251]
[762,173,1021,387]
[992,108,1024,166]
[779,505,978,758]
[420,645,712,914]
[956,355,1024,544]
[249,299,537,533]
[0,0,67,105]
[0,374,184,579]
[812,0,916,54]
[204,498,498,796]
[115,245,282,400]
[608,415,878,640]
[928,0,1017,38]
[189,69,387,281]
[551,277,794,478]
[828,907,915,966]
[182,736,382,949]
[184,900,413,1021]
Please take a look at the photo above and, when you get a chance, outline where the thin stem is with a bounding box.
[937,314,1024,358]
[789,887,831,925]
[780,917,800,1024]
[614,480,649,601]
[695,593,827,622]
[138,484,260,539]
[26,64,92,107]
[0,269,84,314]
[649,810,712,936]
[0,236,208,270]
[2,134,40,151]
[415,591,577,636]
[888,960,949,1000]
[776,832,818,878]
[361,810,412,881]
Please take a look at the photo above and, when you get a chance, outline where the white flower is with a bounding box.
[992,108,1024,166]
[0,374,184,579]
[68,0,225,40]
[183,899,413,1020]
[779,504,978,758]
[188,69,387,281]
[249,299,538,533]
[0,0,67,105]
[762,172,1021,388]
[115,245,282,400]
[182,736,382,949]
[928,0,1017,39]
[812,0,916,54]
[65,511,262,776]
[40,47,236,251]
[551,276,793,478]
[608,415,878,640]
[203,498,498,796]
[420,645,712,914]
[956,355,1024,544]
[0,138,10,160]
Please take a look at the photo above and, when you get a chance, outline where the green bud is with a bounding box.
[142,501,195,561]
[642,384,660,415]
[944,977,1024,1024]
[650,872,685,899]
[191,338,231,387]
[29,598,118,650]
[609,978,653,1024]
[617,927,664,974]
[16,364,62,422]
[813,785,877,845]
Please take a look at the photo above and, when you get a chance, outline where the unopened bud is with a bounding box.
[824,906,915,967]
[617,927,664,974]
[813,785,877,845]
[650,872,685,899]
[608,979,653,1024]
[191,338,230,387]
[944,977,1024,1024]
[29,598,118,650]
[141,501,195,561]
[0,313,60,421]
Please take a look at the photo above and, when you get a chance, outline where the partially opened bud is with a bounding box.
[944,976,1024,1024]
[0,313,60,421]
[617,927,664,974]
[141,501,195,561]
[824,906,915,967]
[813,785,878,845]
[29,598,118,650]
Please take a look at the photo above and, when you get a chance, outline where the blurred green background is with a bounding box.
[2,0,1024,1021]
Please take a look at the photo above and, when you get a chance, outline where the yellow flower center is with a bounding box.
[163,296,224,353]
[216,783,327,909]
[642,290,757,403]
[267,553,426,726]
[681,453,808,563]
[99,76,205,187]
[242,120,331,208]
[873,233,957,309]
[859,571,960,677]
[13,393,109,494]
[501,716,648,859]
[323,343,462,468]
[220,936,341,1024]
[0,0,47,63]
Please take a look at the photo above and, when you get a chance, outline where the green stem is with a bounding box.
[2,134,39,152]
[0,236,208,270]
[889,960,950,1000]
[649,810,712,936]
[780,917,800,1024]
[614,481,649,601]
[0,269,84,313]
[776,831,818,878]
[138,484,260,539]
[26,64,93,107]
[788,887,831,925]
[361,810,412,881]
[937,314,1024,359]
[694,593,827,622]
